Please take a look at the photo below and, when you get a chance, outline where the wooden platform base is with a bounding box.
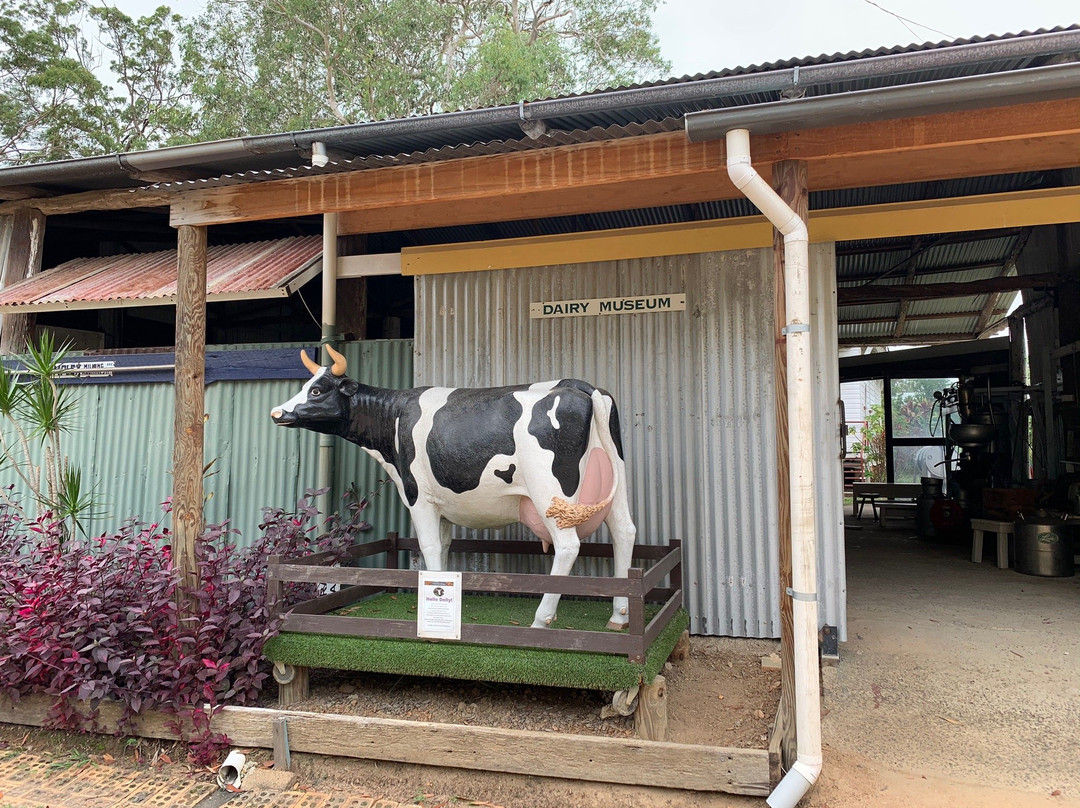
[0,694,769,796]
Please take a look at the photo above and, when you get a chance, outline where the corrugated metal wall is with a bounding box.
[414,247,845,639]
[1,340,412,546]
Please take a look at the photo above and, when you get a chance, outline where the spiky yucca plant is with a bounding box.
[0,333,94,538]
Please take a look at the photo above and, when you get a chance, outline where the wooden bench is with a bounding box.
[878,502,918,529]
[852,482,922,521]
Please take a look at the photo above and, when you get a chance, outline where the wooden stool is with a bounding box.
[970,518,1013,569]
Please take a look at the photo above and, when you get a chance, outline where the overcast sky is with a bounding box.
[652,0,1078,77]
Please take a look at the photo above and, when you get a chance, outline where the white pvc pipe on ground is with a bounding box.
[724,128,822,808]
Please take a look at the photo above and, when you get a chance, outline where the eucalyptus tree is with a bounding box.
[182,0,670,138]
[0,0,669,163]
[0,0,192,164]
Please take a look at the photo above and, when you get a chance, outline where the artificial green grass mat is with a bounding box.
[264,593,689,691]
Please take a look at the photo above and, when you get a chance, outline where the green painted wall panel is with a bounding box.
[1,340,413,547]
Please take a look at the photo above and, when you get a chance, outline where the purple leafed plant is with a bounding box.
[0,485,368,763]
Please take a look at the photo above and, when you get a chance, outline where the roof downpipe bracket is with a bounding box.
[518,101,549,139]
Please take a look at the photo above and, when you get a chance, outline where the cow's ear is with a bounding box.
[339,379,359,397]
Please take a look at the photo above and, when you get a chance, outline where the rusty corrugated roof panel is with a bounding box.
[0,236,322,313]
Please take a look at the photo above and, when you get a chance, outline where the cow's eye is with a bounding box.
[311,388,321,396]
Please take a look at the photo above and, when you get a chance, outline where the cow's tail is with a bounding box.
[545,388,623,530]
[590,388,622,505]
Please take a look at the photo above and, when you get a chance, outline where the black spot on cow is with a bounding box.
[606,397,625,460]
[528,387,592,496]
[494,464,516,484]
[394,391,425,506]
[558,378,624,460]
[343,385,427,507]
[428,386,525,494]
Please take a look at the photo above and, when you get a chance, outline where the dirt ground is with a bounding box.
[276,636,780,749]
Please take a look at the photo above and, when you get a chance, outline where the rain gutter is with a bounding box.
[3,29,1080,190]
[685,61,1080,140]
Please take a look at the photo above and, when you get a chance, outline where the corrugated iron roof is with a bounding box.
[583,27,1080,88]
[837,227,1024,343]
[2,27,1078,200]
[0,236,322,313]
[1,29,1070,346]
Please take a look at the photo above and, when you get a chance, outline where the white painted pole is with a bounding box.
[317,210,339,513]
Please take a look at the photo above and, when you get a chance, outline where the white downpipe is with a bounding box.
[725,128,822,807]
[317,212,339,509]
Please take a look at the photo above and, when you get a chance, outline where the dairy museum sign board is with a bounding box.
[530,293,687,319]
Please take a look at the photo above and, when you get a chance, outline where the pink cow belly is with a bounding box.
[519,448,614,547]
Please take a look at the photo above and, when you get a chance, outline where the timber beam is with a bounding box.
[838,273,1060,305]
[160,98,1080,231]
[839,333,983,346]
[841,309,1007,326]
[0,188,173,217]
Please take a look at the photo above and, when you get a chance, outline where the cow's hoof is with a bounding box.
[530,620,548,629]
[606,620,629,631]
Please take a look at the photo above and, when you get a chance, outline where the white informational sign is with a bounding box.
[417,571,462,640]
[529,293,686,319]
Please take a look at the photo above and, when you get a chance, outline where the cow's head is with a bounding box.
[270,345,358,432]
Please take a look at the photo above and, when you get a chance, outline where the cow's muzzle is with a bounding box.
[270,408,298,426]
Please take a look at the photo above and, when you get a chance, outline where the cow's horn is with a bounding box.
[325,344,347,376]
[300,349,321,376]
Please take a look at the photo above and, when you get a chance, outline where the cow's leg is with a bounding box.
[438,518,453,570]
[411,509,445,571]
[531,526,580,628]
[605,487,637,631]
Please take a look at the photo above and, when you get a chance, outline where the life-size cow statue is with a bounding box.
[270,345,636,631]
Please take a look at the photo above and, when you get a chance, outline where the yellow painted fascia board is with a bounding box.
[401,186,1080,276]
[401,218,774,275]
[810,186,1080,243]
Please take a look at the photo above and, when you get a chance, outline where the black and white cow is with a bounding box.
[270,345,637,630]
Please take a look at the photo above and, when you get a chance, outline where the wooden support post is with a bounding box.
[634,674,667,742]
[386,531,399,569]
[337,278,368,340]
[267,555,283,615]
[172,225,207,612]
[772,159,807,773]
[669,630,690,662]
[0,208,46,354]
[275,665,310,708]
[627,567,645,663]
[272,717,292,770]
